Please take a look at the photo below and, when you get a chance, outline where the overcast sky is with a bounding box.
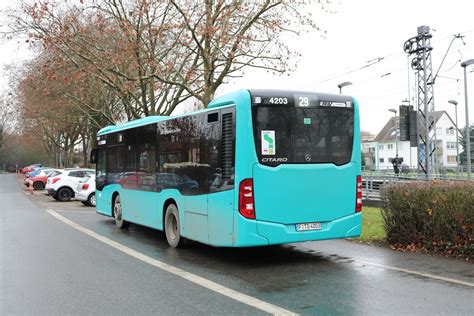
[1,0,473,135]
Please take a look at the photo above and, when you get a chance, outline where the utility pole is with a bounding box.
[448,100,460,176]
[389,109,399,156]
[461,59,474,179]
[404,26,436,179]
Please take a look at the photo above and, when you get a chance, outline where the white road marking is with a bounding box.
[55,210,95,214]
[46,210,297,316]
[353,259,474,288]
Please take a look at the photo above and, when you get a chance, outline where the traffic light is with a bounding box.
[399,105,418,147]
[399,105,410,141]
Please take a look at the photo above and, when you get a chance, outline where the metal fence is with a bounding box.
[361,172,470,202]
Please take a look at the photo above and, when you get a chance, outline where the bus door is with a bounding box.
[91,147,111,216]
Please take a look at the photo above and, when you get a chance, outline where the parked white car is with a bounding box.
[75,174,96,207]
[46,169,95,202]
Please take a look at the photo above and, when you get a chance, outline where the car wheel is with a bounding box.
[33,181,45,190]
[87,193,96,207]
[57,187,73,202]
[113,195,129,229]
[164,203,184,248]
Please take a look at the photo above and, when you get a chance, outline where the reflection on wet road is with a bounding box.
[59,207,474,315]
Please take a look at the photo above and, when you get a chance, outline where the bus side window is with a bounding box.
[107,145,125,185]
[156,109,234,196]
[123,128,138,190]
[220,111,234,187]
[137,124,156,192]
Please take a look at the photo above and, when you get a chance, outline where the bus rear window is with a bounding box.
[252,106,354,166]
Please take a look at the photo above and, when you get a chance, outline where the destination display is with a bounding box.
[251,91,352,108]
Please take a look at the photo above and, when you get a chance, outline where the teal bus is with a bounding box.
[91,89,362,247]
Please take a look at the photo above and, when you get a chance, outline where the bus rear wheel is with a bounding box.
[113,195,129,229]
[164,204,184,248]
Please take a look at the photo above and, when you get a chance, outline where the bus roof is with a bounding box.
[97,89,354,136]
[245,89,354,104]
[97,91,248,136]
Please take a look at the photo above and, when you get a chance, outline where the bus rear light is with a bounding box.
[239,178,255,219]
[356,175,362,213]
[82,183,89,190]
[52,177,61,184]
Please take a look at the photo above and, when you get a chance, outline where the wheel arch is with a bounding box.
[111,191,120,214]
[162,198,177,230]
[87,191,96,204]
[57,186,75,197]
[88,191,95,199]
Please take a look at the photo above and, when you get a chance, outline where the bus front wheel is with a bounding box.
[164,204,184,248]
[113,195,129,229]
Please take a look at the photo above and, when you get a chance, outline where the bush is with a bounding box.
[381,181,474,259]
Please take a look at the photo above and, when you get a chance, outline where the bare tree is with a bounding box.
[10,0,327,113]
[15,53,102,167]
[167,0,322,105]
[0,92,17,134]
[11,0,194,118]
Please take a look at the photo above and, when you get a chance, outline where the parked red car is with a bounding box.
[22,164,42,174]
[22,166,34,174]
[26,169,60,190]
[27,175,49,190]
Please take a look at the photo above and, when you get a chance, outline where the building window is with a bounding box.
[447,155,457,164]
[446,128,455,135]
[379,158,384,163]
[436,127,443,135]
[378,144,384,150]
[446,142,457,150]
[387,144,393,150]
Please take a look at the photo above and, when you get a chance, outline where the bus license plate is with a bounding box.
[296,222,322,232]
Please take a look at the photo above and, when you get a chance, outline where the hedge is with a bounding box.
[381,181,474,259]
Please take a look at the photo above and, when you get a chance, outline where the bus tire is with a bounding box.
[164,203,184,248]
[113,195,129,229]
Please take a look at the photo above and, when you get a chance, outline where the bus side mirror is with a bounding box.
[90,148,98,164]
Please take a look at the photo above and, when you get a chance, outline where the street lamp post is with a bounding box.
[461,59,474,179]
[389,108,399,156]
[337,82,352,94]
[448,100,460,176]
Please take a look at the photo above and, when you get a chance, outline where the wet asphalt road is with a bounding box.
[1,173,473,315]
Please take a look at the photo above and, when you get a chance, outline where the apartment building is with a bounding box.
[366,111,460,171]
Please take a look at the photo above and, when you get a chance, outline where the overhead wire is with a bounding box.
[360,84,464,110]
[304,30,474,90]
